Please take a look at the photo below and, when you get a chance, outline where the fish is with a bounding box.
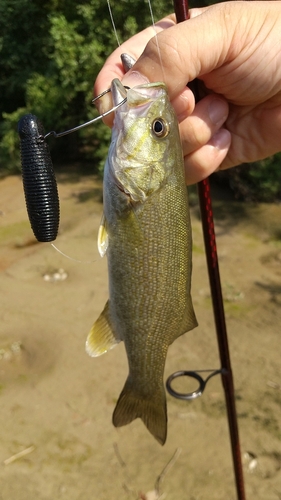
[86,78,197,445]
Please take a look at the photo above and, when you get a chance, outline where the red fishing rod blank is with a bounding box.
[167,1,246,498]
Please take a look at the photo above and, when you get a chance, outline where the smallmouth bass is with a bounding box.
[86,79,197,445]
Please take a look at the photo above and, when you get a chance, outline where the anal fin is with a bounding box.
[86,301,121,357]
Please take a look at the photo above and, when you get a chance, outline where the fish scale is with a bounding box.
[86,79,197,445]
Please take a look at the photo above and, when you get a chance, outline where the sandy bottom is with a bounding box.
[0,173,280,500]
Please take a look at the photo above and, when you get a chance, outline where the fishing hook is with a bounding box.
[44,88,129,139]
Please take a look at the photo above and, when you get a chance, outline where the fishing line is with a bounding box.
[50,243,97,264]
[147,0,166,83]
[107,0,121,46]
[106,0,166,83]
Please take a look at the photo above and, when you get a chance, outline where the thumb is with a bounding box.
[122,3,234,97]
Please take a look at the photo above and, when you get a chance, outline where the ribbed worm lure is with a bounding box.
[18,114,60,242]
[18,85,128,242]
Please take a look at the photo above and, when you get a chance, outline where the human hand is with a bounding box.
[94,1,281,184]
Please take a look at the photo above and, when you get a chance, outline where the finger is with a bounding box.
[189,6,209,19]
[171,86,195,123]
[179,95,229,156]
[184,128,231,185]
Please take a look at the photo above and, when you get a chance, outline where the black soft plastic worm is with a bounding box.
[18,114,60,242]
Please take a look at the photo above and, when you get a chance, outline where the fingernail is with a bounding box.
[208,99,228,125]
[212,128,231,149]
[122,70,149,88]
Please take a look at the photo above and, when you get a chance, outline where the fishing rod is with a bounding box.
[165,1,246,498]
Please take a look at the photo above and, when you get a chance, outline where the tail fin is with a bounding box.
[112,379,167,445]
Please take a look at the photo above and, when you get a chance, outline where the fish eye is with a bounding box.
[151,118,169,138]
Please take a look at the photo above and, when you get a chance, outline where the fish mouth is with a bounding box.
[111,78,168,109]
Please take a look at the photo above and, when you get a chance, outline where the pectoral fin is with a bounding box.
[97,213,108,257]
[86,301,122,357]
